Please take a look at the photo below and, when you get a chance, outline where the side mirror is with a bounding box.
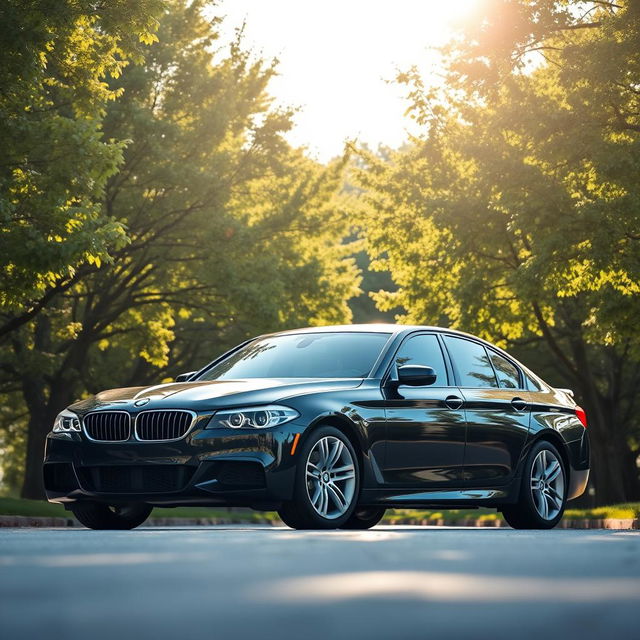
[174,371,197,383]
[397,365,437,387]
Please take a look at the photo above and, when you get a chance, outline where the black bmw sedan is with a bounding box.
[44,325,590,530]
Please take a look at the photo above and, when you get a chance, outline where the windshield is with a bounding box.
[196,332,391,380]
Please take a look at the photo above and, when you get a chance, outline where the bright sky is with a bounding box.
[217,0,478,162]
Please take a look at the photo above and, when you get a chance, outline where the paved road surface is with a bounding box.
[1,526,639,640]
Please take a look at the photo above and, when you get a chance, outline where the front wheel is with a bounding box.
[277,426,359,529]
[501,440,567,530]
[71,501,152,530]
[340,507,386,530]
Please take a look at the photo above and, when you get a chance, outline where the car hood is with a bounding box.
[69,378,364,414]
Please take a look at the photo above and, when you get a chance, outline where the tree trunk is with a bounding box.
[20,407,57,500]
[564,332,640,505]
[17,310,107,498]
[582,400,640,505]
[19,362,79,499]
[20,376,54,500]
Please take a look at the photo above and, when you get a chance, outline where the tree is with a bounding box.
[3,0,359,498]
[358,0,640,503]
[0,0,164,338]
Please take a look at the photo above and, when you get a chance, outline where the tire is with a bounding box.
[501,440,567,530]
[277,426,359,530]
[340,507,386,530]
[71,501,152,530]
[276,501,307,529]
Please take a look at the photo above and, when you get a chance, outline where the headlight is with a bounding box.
[206,405,299,430]
[52,409,81,433]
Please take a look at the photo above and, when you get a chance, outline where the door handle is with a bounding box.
[511,397,528,412]
[445,395,464,410]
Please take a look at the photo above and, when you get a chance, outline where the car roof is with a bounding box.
[264,324,478,339]
[260,324,548,388]
[199,323,550,390]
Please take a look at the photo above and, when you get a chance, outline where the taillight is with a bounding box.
[575,405,587,428]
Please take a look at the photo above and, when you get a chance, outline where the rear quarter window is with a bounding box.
[488,351,521,389]
[525,372,543,391]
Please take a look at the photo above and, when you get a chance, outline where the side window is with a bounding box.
[443,336,498,388]
[395,334,448,386]
[488,351,521,389]
[525,372,543,392]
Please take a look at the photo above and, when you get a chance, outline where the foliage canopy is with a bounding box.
[0,1,358,497]
[358,0,640,502]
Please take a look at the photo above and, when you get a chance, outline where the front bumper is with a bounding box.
[43,423,303,508]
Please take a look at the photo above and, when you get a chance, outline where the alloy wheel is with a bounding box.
[530,449,565,520]
[305,435,356,519]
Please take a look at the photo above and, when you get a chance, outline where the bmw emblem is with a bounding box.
[134,397,151,407]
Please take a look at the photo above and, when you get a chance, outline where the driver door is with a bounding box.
[382,333,466,487]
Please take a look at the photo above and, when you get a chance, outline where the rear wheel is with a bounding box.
[501,440,567,530]
[71,501,152,530]
[277,426,359,529]
[339,507,386,530]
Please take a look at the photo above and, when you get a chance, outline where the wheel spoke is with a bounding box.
[532,456,543,481]
[320,485,329,516]
[307,463,320,478]
[538,490,549,519]
[318,438,329,466]
[547,484,563,503]
[305,435,356,520]
[311,483,322,507]
[327,440,344,470]
[332,463,355,482]
[545,490,561,511]
[331,463,354,474]
[327,483,347,512]
[544,492,557,516]
[314,483,323,510]
[545,460,561,483]
[332,470,356,483]
[539,450,547,479]
[530,449,565,520]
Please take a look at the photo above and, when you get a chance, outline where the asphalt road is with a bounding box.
[1,526,639,640]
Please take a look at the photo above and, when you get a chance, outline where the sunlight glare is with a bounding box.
[218,0,479,161]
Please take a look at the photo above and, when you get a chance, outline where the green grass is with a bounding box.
[1,497,638,522]
[0,497,69,518]
[384,504,640,523]
[0,497,273,521]
[563,503,640,520]
[383,508,500,523]
[151,506,275,522]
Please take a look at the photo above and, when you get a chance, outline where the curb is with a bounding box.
[0,515,78,528]
[385,517,640,529]
[560,518,639,530]
[146,517,281,527]
[1,515,638,529]
[0,515,279,528]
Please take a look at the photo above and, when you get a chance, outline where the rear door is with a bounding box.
[441,335,530,485]
[382,332,466,487]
